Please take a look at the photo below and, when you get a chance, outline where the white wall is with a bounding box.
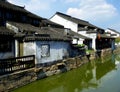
[79,31,97,50]
[105,29,120,38]
[36,41,70,64]
[23,41,37,64]
[23,41,70,64]
[78,31,88,37]
[78,38,84,44]
[23,41,36,56]
[72,39,78,44]
[50,15,78,32]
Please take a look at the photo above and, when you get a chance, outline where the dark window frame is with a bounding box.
[0,39,12,52]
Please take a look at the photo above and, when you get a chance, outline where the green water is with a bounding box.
[13,54,120,92]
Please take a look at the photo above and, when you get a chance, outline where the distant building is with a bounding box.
[50,12,115,50]
[105,28,120,38]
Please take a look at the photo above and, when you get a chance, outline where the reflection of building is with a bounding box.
[96,59,116,80]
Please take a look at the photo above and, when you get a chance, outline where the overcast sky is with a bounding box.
[8,0,120,31]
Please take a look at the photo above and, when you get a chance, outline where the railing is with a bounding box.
[0,55,35,75]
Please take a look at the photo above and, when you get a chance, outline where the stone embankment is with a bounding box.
[0,55,89,92]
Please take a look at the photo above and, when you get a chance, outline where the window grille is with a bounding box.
[41,44,50,57]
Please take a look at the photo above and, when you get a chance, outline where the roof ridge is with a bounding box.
[56,12,89,23]
[108,28,120,34]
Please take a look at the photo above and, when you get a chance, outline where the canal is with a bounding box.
[13,54,120,92]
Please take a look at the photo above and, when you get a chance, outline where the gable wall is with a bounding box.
[50,15,78,32]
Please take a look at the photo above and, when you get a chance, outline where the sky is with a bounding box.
[8,0,120,31]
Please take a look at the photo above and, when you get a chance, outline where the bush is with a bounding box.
[76,44,85,47]
[115,37,120,43]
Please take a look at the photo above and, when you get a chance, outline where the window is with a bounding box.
[22,15,26,22]
[0,40,12,52]
[41,44,50,57]
[6,12,12,19]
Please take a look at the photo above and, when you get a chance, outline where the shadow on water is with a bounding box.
[13,54,120,92]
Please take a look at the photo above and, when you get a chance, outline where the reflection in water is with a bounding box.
[13,54,120,92]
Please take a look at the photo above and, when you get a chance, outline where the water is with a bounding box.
[13,54,120,92]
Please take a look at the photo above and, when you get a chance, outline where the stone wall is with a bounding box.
[0,56,89,92]
[0,68,36,92]
[35,56,89,80]
[113,46,120,54]
[101,48,112,57]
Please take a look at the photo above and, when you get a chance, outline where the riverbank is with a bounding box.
[12,52,120,92]
[0,55,89,92]
[0,47,119,92]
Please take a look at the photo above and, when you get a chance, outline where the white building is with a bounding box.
[50,12,105,50]
[6,21,71,65]
[105,28,120,38]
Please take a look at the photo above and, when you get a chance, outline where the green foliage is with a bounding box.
[115,37,120,43]
[86,49,94,54]
[76,44,85,47]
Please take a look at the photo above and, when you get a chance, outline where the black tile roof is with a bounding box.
[55,12,104,31]
[68,29,91,39]
[51,28,91,39]
[41,19,64,28]
[7,21,41,33]
[0,26,15,35]
[39,27,71,41]
[108,28,120,34]
[27,12,43,20]
[7,21,71,41]
[0,1,28,13]
[0,1,43,20]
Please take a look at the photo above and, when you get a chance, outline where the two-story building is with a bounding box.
[50,12,115,51]
[0,0,43,59]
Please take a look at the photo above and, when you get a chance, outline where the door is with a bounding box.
[19,41,23,57]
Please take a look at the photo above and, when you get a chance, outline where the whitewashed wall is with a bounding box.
[79,31,97,50]
[105,29,120,38]
[23,41,37,64]
[72,39,78,44]
[36,41,70,64]
[78,38,84,44]
[0,42,15,59]
[50,15,78,32]
[78,31,88,37]
[23,41,36,56]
